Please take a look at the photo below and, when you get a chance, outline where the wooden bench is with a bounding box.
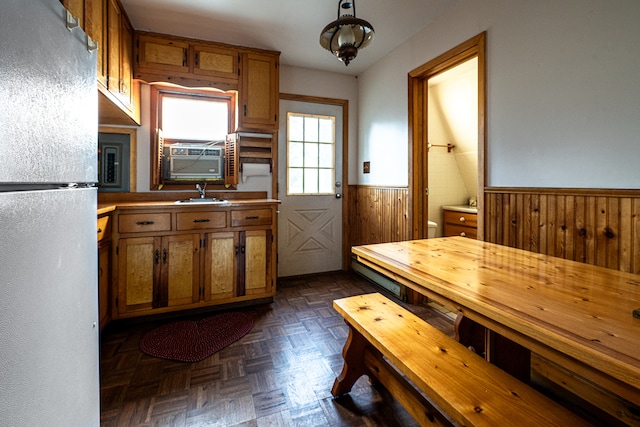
[331,293,592,426]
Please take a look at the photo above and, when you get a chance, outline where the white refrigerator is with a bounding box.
[0,0,100,425]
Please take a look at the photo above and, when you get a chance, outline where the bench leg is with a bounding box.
[331,324,372,396]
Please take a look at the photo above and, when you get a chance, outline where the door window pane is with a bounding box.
[288,168,303,194]
[318,118,334,142]
[319,144,333,168]
[319,168,334,193]
[289,142,304,167]
[286,113,336,195]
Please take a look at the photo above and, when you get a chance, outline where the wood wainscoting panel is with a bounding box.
[485,188,640,274]
[348,186,411,248]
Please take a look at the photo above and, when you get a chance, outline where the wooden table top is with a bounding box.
[352,237,640,404]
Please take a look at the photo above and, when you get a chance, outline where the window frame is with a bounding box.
[149,84,237,190]
[286,112,336,196]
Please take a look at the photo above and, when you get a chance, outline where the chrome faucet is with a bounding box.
[196,183,206,198]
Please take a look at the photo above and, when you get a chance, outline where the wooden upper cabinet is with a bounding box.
[134,32,240,89]
[136,34,190,75]
[239,52,279,131]
[119,15,134,111]
[107,0,134,112]
[62,0,139,125]
[135,32,280,131]
[84,0,108,88]
[193,44,239,81]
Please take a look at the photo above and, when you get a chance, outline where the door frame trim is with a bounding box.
[279,93,349,270]
[408,32,486,240]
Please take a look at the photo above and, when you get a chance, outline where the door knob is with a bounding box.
[335,193,342,199]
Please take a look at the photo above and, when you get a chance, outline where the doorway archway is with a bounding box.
[408,32,486,239]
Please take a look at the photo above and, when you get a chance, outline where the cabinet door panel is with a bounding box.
[245,230,269,294]
[240,52,278,130]
[165,234,200,307]
[107,0,121,96]
[118,236,159,313]
[119,15,134,110]
[204,232,236,301]
[84,0,107,87]
[98,240,111,329]
[138,37,189,72]
[194,44,238,80]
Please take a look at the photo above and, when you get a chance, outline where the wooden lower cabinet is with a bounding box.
[243,230,271,295]
[164,234,201,307]
[98,239,111,329]
[97,213,112,330]
[203,229,272,302]
[112,203,277,319]
[204,232,236,301]
[116,234,200,315]
[117,236,157,314]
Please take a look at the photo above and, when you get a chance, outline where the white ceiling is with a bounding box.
[120,0,457,76]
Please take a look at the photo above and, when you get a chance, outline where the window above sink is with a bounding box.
[150,84,236,190]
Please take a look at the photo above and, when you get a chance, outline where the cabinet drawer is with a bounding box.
[443,210,477,228]
[231,208,272,227]
[118,213,171,233]
[177,211,227,231]
[444,224,477,239]
[97,215,111,241]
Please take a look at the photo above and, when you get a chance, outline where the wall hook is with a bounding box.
[87,35,98,52]
[66,10,79,31]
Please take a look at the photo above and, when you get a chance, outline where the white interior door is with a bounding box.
[277,99,344,277]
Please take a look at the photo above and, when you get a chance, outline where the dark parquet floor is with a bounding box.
[100,271,455,427]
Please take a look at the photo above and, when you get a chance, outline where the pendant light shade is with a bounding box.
[319,0,375,66]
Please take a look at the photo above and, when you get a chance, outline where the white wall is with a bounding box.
[358,0,640,189]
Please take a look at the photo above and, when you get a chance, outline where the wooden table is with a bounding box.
[352,237,640,411]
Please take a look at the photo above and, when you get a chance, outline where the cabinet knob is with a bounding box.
[459,216,466,222]
[460,232,466,237]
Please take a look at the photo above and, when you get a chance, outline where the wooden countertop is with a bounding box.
[97,198,280,215]
[442,204,478,214]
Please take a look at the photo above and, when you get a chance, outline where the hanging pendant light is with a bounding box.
[319,0,375,66]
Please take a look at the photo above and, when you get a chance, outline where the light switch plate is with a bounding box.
[363,161,370,174]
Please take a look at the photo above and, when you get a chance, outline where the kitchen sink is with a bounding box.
[174,198,229,204]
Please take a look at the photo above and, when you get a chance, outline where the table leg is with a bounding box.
[455,313,531,383]
[455,313,486,356]
[486,330,531,384]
